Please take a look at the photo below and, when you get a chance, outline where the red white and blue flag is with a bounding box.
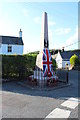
[42,48,53,77]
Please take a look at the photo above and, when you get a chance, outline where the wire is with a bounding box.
[62,40,80,48]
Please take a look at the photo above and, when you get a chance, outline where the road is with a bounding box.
[1,70,80,119]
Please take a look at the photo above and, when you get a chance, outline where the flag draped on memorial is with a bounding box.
[43,48,53,77]
[36,12,56,79]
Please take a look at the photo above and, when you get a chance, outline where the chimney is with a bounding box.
[62,47,64,52]
[19,29,22,38]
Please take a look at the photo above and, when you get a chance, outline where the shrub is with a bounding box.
[2,54,37,79]
[52,59,57,70]
[70,54,79,66]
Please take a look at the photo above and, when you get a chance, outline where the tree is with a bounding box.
[70,54,79,66]
[52,59,57,70]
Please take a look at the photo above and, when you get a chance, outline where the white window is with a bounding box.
[8,45,12,52]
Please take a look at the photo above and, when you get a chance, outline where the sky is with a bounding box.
[0,2,78,54]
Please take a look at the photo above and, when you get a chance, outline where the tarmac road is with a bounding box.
[1,70,80,119]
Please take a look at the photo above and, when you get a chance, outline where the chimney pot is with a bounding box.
[19,29,22,38]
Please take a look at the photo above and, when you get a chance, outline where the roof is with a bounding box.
[0,36,24,45]
[60,50,80,60]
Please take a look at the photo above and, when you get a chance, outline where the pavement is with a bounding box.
[1,70,80,119]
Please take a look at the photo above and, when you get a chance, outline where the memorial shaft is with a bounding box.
[40,12,49,52]
[36,12,49,70]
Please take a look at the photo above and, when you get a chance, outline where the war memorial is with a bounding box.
[26,12,68,89]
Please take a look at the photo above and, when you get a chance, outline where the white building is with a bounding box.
[56,50,80,68]
[0,29,24,55]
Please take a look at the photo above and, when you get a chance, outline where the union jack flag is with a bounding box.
[42,48,53,77]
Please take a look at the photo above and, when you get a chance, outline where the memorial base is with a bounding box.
[28,69,58,88]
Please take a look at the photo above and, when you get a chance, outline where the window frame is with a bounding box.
[8,45,12,52]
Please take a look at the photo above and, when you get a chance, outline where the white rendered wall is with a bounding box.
[56,52,62,68]
[57,59,62,68]
[0,44,23,55]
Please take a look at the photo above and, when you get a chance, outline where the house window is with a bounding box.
[8,45,12,52]
[0,43,1,48]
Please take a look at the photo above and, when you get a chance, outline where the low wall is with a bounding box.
[56,69,79,83]
[56,69,68,83]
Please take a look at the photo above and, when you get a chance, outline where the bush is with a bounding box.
[52,59,57,70]
[2,54,37,79]
[70,54,79,66]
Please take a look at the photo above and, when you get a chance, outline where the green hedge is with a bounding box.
[2,54,37,79]
[2,51,57,79]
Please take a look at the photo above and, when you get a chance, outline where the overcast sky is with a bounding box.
[0,2,78,53]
